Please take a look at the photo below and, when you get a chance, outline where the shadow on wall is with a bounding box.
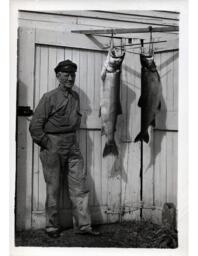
[73,86,103,225]
[158,51,179,72]
[110,66,137,183]
[145,96,167,172]
[15,80,30,230]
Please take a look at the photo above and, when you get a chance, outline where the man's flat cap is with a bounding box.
[54,59,77,74]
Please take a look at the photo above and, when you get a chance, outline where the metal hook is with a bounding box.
[110,31,114,49]
[120,38,124,54]
[149,26,154,56]
[140,39,144,54]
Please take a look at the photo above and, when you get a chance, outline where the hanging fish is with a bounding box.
[99,46,125,157]
[134,53,162,143]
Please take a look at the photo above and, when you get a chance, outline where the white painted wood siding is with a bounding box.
[142,51,178,223]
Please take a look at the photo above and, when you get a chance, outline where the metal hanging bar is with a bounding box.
[149,26,154,55]
[126,47,179,55]
[71,25,179,35]
[110,32,114,49]
[140,39,144,54]
[94,34,140,40]
[102,39,167,49]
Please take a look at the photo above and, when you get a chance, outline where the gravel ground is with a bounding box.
[15,220,178,248]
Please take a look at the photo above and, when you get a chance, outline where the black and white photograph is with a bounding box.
[9,0,189,255]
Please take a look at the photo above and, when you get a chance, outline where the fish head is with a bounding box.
[140,54,156,70]
[107,48,125,70]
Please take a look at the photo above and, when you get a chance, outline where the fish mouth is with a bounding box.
[141,53,154,60]
[110,48,125,58]
[140,53,155,68]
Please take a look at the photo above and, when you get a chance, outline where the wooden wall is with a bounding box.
[142,51,178,222]
[16,11,179,230]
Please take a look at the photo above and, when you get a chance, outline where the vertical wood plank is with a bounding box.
[64,47,72,60]
[101,135,109,223]
[32,45,41,211]
[172,133,178,206]
[39,46,49,95]
[153,131,161,207]
[93,131,102,205]
[159,133,167,205]
[38,46,49,210]
[72,49,80,94]
[79,50,88,111]
[86,130,94,206]
[166,132,178,205]
[173,51,179,112]
[87,50,95,111]
[107,154,120,223]
[48,47,57,91]
[165,52,174,112]
[38,157,46,211]
[55,48,65,87]
[16,27,35,230]
[79,130,87,182]
[94,52,104,111]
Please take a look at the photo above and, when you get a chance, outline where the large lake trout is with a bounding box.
[135,53,162,143]
[100,47,125,157]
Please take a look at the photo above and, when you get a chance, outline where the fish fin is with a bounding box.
[103,141,118,157]
[138,96,143,107]
[99,107,101,117]
[151,119,156,127]
[138,95,146,107]
[158,101,161,110]
[134,131,150,143]
[134,132,142,143]
[143,132,149,143]
[101,65,107,81]
[117,100,122,115]
[101,72,106,81]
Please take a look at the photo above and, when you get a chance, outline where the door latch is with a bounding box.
[17,106,33,116]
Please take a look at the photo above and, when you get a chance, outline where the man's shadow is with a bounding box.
[59,86,103,227]
[108,50,142,182]
[110,79,137,183]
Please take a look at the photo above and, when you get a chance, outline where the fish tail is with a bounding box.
[143,132,149,143]
[103,141,118,157]
[134,131,150,143]
[134,132,142,143]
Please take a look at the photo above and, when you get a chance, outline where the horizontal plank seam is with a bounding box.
[19,10,179,25]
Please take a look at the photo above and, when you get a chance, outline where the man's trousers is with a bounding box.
[40,133,91,232]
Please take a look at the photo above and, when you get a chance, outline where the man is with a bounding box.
[29,60,99,238]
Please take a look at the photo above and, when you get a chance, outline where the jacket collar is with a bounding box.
[58,84,74,97]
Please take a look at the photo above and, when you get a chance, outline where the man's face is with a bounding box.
[57,71,76,89]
